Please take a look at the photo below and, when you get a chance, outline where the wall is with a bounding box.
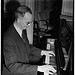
[4,0,34,44]
[34,0,61,21]
[61,0,73,16]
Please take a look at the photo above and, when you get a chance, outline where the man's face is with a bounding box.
[19,12,33,30]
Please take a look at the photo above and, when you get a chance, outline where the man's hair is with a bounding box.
[15,5,32,20]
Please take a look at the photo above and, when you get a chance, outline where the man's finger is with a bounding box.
[49,68,56,73]
[49,66,57,73]
[49,53,55,56]
[49,71,53,75]
[48,51,55,56]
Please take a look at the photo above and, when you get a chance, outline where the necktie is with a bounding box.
[22,29,29,44]
[22,29,29,60]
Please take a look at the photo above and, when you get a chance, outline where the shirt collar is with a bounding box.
[14,23,22,37]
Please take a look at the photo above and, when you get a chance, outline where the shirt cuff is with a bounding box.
[41,50,44,56]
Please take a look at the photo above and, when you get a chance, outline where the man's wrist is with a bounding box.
[37,66,40,71]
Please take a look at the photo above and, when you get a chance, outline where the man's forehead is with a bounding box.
[24,12,33,19]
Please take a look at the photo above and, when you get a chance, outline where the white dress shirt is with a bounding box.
[14,23,22,38]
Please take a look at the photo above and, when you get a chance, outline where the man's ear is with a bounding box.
[17,17,21,23]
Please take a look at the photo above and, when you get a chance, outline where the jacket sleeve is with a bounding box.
[28,44,42,62]
[3,38,38,74]
[29,44,42,57]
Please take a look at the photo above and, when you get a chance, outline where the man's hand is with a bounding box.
[41,50,55,56]
[38,65,56,74]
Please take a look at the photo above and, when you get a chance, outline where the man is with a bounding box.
[3,5,56,75]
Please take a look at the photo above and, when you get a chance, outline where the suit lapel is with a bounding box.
[11,25,29,62]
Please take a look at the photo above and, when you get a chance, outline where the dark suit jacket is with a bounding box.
[2,25,42,75]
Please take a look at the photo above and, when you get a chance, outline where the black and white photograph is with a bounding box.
[1,0,73,75]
